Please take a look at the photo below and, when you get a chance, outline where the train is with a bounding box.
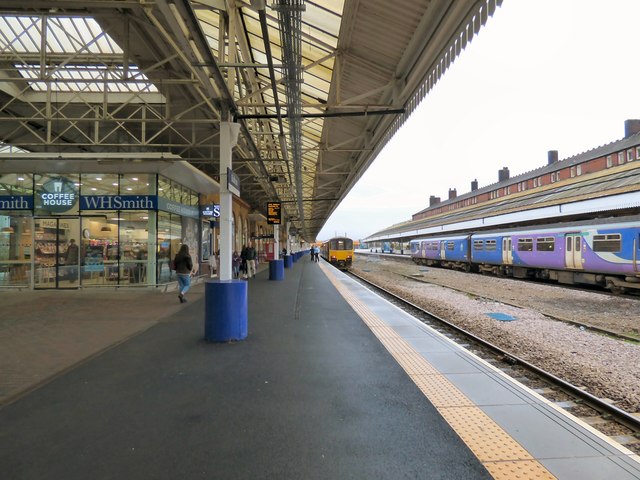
[321,237,354,270]
[409,217,640,293]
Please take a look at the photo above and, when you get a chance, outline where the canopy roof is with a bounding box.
[0,0,500,240]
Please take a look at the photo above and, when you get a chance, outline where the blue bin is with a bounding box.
[284,254,293,268]
[269,259,284,280]
[204,279,248,342]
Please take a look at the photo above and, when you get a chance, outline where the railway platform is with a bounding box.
[1,255,639,479]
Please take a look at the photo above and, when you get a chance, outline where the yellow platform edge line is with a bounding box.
[319,263,557,480]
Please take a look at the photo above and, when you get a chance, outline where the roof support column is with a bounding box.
[219,121,241,281]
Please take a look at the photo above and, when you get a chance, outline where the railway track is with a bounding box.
[346,269,640,454]
[364,251,640,302]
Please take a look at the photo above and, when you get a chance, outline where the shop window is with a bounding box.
[157,211,182,282]
[0,173,34,195]
[158,175,171,198]
[80,173,118,195]
[121,174,154,195]
[0,215,32,287]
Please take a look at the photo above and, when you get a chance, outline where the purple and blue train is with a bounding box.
[409,217,640,293]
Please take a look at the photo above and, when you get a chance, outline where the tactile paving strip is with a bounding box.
[321,263,557,480]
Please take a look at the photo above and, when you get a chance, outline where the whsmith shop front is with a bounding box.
[0,154,219,289]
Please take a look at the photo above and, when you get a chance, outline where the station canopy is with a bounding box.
[0,0,500,241]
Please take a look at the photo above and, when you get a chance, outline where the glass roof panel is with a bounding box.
[16,64,157,93]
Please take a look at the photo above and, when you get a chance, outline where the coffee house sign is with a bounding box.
[38,177,78,213]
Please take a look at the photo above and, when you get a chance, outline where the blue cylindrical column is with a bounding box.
[283,254,293,268]
[205,279,248,342]
[269,259,284,280]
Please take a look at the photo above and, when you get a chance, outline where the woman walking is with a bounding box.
[174,244,193,303]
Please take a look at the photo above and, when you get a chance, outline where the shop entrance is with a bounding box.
[34,217,80,289]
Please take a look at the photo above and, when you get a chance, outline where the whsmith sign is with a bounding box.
[81,195,158,210]
[1,194,199,219]
[0,195,33,210]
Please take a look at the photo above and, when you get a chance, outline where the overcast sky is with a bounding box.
[316,0,640,241]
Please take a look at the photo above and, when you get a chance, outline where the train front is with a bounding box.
[328,237,354,270]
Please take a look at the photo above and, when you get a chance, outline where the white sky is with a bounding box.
[316,0,640,241]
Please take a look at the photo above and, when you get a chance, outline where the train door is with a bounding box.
[439,241,446,260]
[501,237,512,264]
[564,234,584,269]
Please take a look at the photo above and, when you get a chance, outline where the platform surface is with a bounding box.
[1,258,490,479]
[1,256,639,479]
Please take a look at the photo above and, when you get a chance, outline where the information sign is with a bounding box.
[267,202,281,225]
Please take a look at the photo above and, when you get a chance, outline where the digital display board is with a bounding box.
[267,201,281,225]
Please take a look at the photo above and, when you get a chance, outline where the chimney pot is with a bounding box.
[498,167,510,182]
[624,119,640,138]
[429,195,441,206]
[471,179,478,191]
[547,150,558,165]
[448,188,457,200]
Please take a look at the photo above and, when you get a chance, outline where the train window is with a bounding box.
[473,240,483,251]
[446,241,455,251]
[517,238,534,251]
[606,155,613,168]
[593,234,621,252]
[536,237,555,252]
[485,240,497,251]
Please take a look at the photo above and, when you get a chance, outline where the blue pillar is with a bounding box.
[204,279,248,342]
[269,259,284,280]
[283,254,293,268]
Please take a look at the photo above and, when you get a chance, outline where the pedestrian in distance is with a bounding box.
[232,250,241,279]
[173,244,194,303]
[65,238,79,282]
[240,244,248,279]
[246,242,257,278]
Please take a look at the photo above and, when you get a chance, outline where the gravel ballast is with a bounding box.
[352,254,640,414]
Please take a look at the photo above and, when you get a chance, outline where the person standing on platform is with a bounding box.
[240,244,248,279]
[232,250,241,279]
[65,238,79,282]
[174,244,193,303]
[246,242,257,278]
